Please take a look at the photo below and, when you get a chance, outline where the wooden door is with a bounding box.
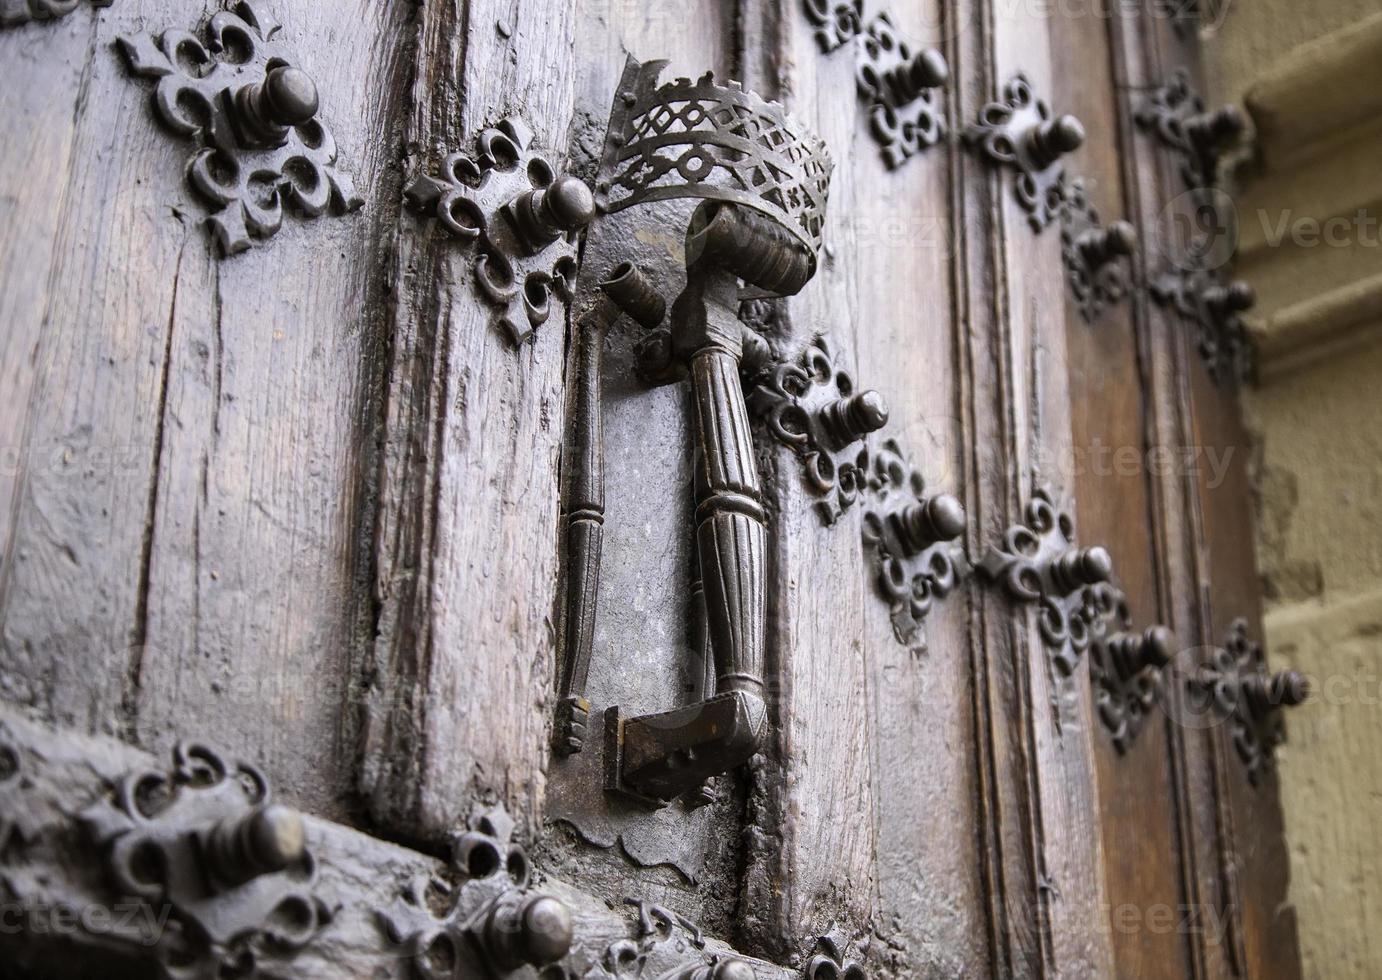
[0,1,1305,978]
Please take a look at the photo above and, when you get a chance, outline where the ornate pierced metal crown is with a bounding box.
[596,58,833,263]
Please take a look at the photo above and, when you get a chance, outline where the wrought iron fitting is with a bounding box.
[406,117,587,345]
[202,803,307,890]
[1050,545,1114,595]
[1026,113,1085,169]
[592,59,831,805]
[116,1,364,254]
[600,262,667,328]
[1191,619,1309,785]
[895,493,966,556]
[229,64,320,149]
[1061,178,1137,323]
[1091,614,1175,753]
[965,74,1082,230]
[1151,267,1256,383]
[79,740,334,979]
[1135,69,1245,189]
[818,390,889,450]
[978,488,1121,675]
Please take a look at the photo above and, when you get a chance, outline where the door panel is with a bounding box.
[0,1,1306,978]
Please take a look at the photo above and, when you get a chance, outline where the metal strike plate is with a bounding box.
[1090,608,1177,754]
[978,487,1120,675]
[1150,266,1256,383]
[1191,619,1309,786]
[1061,178,1137,324]
[78,740,333,979]
[0,0,109,27]
[116,1,364,255]
[964,73,1084,231]
[406,117,592,346]
[377,807,574,978]
[1134,68,1246,190]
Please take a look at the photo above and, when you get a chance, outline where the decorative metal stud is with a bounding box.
[749,336,887,527]
[748,339,965,644]
[1135,69,1245,190]
[0,721,40,855]
[116,1,364,255]
[1061,178,1137,323]
[1150,266,1255,383]
[407,117,591,346]
[79,740,334,979]
[802,0,864,53]
[854,13,949,169]
[965,74,1084,231]
[804,935,868,979]
[0,0,110,26]
[863,438,966,644]
[1091,607,1176,753]
[378,807,574,979]
[594,900,753,980]
[978,487,1120,674]
[1154,0,1201,37]
[1192,619,1309,785]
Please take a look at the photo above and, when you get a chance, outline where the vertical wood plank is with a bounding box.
[361,0,580,841]
[1054,5,1198,980]
[133,0,408,823]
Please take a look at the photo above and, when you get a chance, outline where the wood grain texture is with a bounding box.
[360,0,580,842]
[743,2,991,973]
[0,0,406,824]
[974,0,1116,974]
[1054,6,1197,980]
[132,0,408,824]
[1110,6,1238,979]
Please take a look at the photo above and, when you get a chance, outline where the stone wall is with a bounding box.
[1207,8,1382,978]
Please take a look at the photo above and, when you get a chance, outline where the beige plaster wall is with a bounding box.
[1205,5,1382,979]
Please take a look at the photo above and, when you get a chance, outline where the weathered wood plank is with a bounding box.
[1053,6,1197,979]
[132,0,408,824]
[0,704,798,980]
[0,3,193,742]
[360,0,580,841]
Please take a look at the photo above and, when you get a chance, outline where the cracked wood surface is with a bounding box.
[0,2,1304,978]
